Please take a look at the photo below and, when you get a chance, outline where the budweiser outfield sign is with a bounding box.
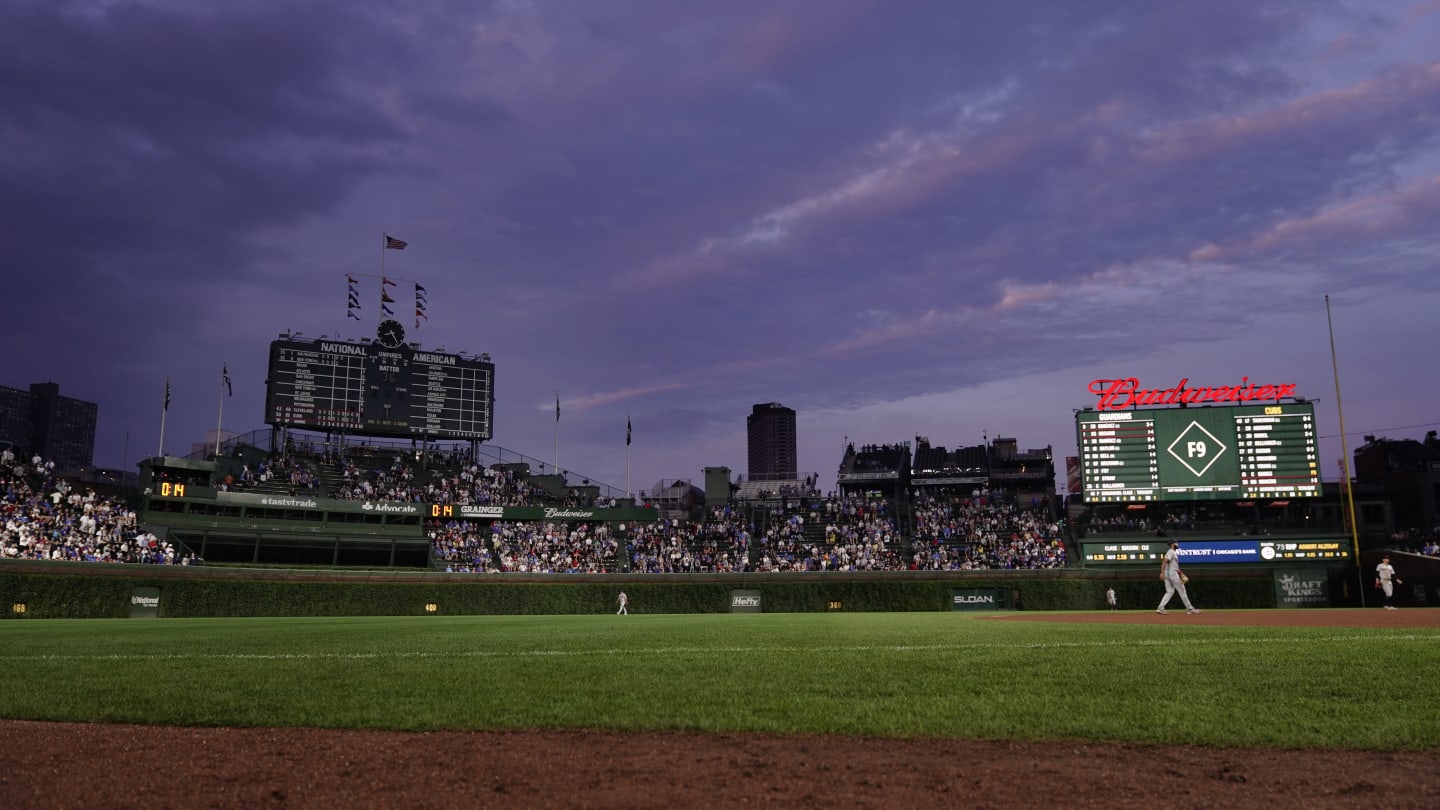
[1088,377,1298,411]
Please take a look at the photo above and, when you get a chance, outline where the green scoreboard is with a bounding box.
[1076,402,1320,503]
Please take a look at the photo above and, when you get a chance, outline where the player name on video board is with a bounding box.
[1075,402,1319,502]
[265,339,494,441]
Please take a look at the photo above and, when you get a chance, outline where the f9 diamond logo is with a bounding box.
[1166,421,1227,477]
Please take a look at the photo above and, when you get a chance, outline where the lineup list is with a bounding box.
[1078,417,1159,502]
[408,357,491,439]
[1078,404,1322,503]
[267,345,366,431]
[1234,411,1319,497]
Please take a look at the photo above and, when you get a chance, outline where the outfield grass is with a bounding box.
[1,612,1436,751]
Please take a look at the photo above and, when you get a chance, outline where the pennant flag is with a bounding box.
[347,310,361,320]
[414,309,428,320]
[382,303,395,316]
[382,276,397,286]
[223,365,233,397]
[164,377,171,412]
[381,290,395,304]
[626,418,631,447]
[348,293,360,306]
[347,274,358,284]
[415,283,427,299]
[384,234,407,250]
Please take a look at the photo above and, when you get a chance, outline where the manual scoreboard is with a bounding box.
[265,338,494,441]
[1075,402,1319,502]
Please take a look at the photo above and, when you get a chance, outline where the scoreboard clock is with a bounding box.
[265,337,494,440]
[1075,401,1320,502]
[376,319,406,349]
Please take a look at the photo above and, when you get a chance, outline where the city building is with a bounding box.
[746,402,797,482]
[0,381,98,471]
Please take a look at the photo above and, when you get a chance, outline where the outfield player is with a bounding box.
[1375,555,1401,610]
[616,590,629,615]
[1156,540,1199,615]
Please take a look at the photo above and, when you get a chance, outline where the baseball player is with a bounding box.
[1156,540,1200,615]
[1375,555,1401,610]
[616,590,629,615]
[1106,586,1117,610]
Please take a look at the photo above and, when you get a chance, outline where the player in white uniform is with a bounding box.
[1375,555,1401,610]
[616,590,629,615]
[1156,540,1199,615]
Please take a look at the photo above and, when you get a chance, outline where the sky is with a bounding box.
[4,0,1440,497]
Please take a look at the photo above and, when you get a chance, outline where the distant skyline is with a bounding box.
[4,0,1439,495]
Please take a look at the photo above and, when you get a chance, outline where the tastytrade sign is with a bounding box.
[1088,377,1298,411]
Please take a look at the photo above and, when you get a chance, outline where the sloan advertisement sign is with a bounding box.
[951,588,1009,611]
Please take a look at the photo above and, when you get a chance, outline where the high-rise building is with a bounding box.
[0,382,98,471]
[747,402,797,482]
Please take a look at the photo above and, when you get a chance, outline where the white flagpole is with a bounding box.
[1326,294,1364,608]
[553,392,560,475]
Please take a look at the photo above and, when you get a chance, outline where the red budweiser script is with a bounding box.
[1088,377,1298,411]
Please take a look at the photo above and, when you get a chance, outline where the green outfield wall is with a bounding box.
[0,561,1363,618]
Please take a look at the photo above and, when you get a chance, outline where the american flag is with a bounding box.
[384,234,408,250]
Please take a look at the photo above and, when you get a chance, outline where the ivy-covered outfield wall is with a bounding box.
[0,561,1346,619]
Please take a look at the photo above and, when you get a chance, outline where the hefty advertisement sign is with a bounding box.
[730,590,762,613]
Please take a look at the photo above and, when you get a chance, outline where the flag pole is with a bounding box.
[626,416,632,499]
[553,392,560,475]
[158,375,169,457]
[215,365,226,458]
[1326,295,1365,607]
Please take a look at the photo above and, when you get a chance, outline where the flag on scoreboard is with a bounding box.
[414,282,428,329]
[347,274,362,319]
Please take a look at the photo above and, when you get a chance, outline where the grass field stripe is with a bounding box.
[3,632,1436,662]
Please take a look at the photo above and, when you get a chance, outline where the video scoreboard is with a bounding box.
[265,338,494,441]
[1075,402,1319,502]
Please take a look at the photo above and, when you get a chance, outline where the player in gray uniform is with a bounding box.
[1156,540,1199,615]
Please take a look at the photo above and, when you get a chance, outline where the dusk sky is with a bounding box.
[6,0,1439,496]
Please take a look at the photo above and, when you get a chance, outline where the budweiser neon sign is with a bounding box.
[1088,377,1298,411]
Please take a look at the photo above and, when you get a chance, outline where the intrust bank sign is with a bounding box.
[1088,377,1299,411]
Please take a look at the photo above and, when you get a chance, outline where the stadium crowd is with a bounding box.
[425,487,1062,574]
[0,449,194,565]
[4,447,1068,572]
